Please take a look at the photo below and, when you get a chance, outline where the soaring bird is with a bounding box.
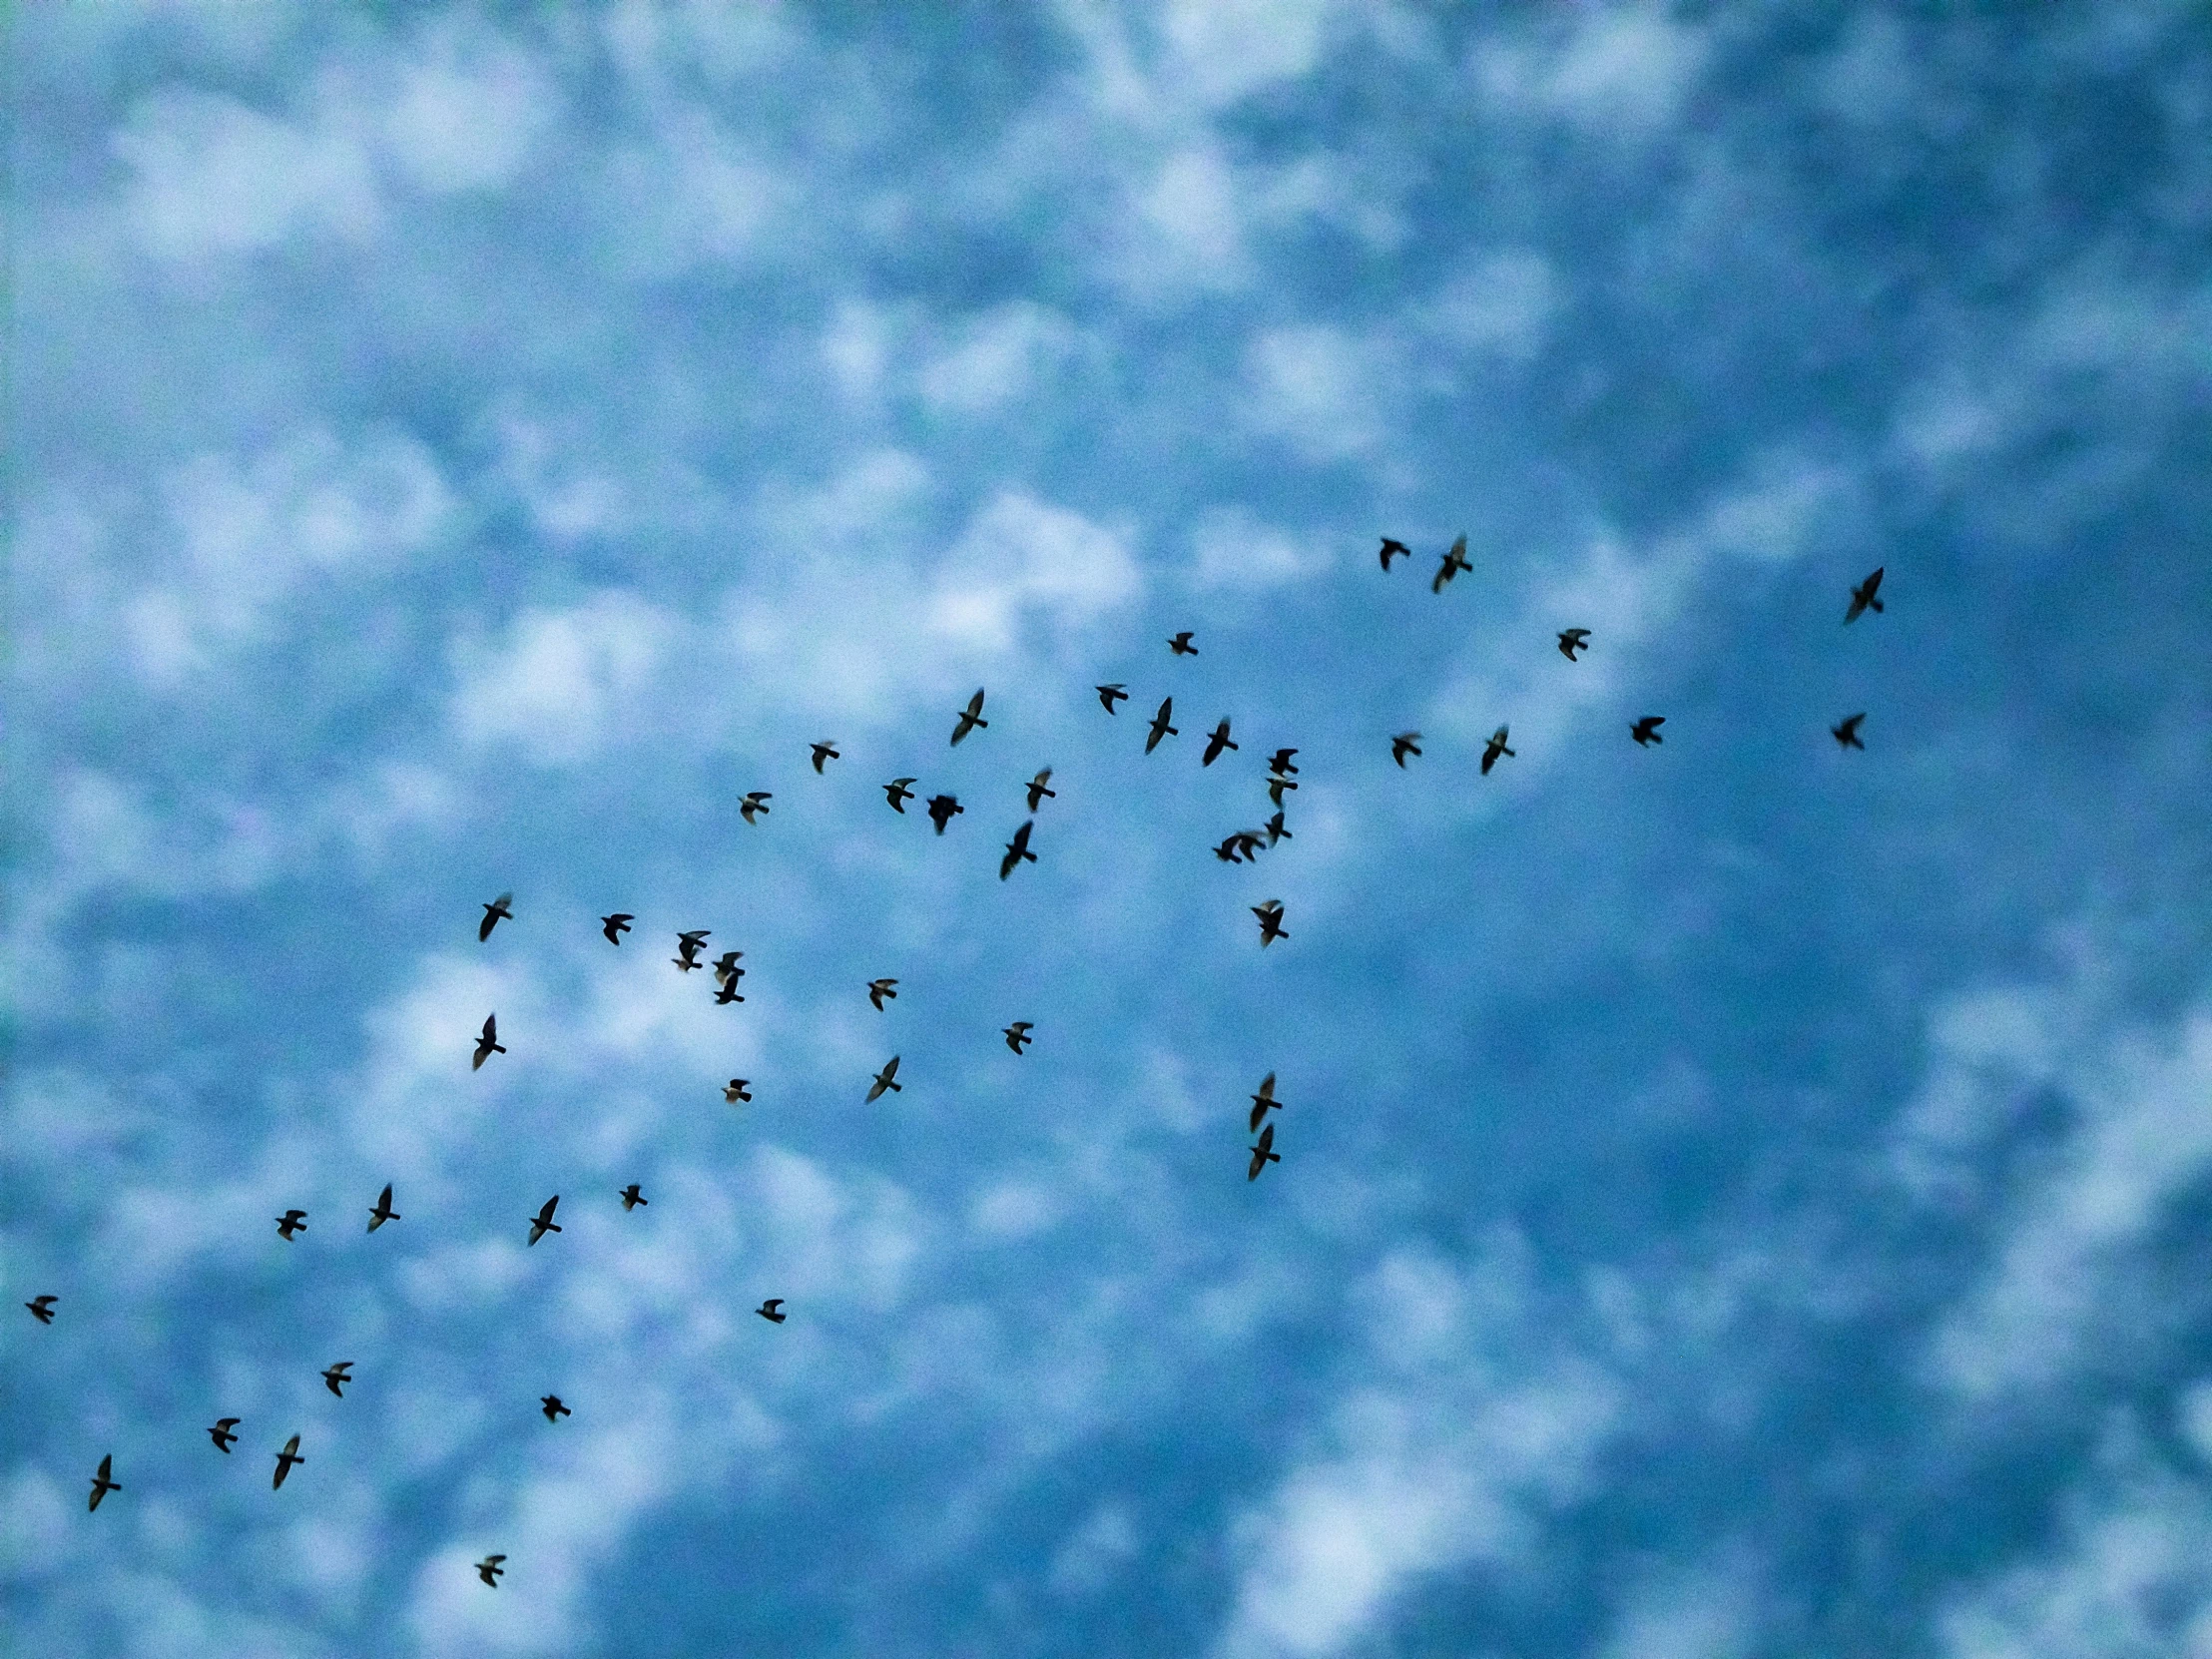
[1003,1021,1034,1054]
[1379,536,1410,571]
[724,1078,753,1105]
[1846,566,1886,623]
[1248,1122,1281,1181]
[478,892,513,941]
[1169,631,1199,656]
[740,791,773,824]
[1203,719,1239,767]
[950,688,989,746]
[1557,627,1590,661]
[276,1209,307,1241]
[24,1295,55,1325]
[1096,683,1129,714]
[883,777,917,813]
[1265,773,1298,809]
[673,930,710,970]
[476,1555,506,1587]
[1229,829,1266,861]
[1249,1072,1282,1132]
[600,912,633,944]
[1026,769,1056,812]
[541,1395,570,1423]
[926,794,964,834]
[367,1184,399,1232]
[1832,713,1866,750]
[867,1056,903,1101]
[867,978,899,1010]
[810,741,840,774]
[321,1362,353,1398]
[1214,833,1246,863]
[207,1418,240,1453]
[1145,698,1178,754]
[1630,717,1665,747]
[527,1196,561,1246]
[88,1454,121,1511]
[713,978,745,1006]
[273,1434,304,1489]
[619,1184,647,1211]
[1479,727,1515,775]
[1268,748,1299,776]
[1264,810,1292,846]
[1431,534,1470,594]
[473,1014,506,1070]
[713,950,744,987]
[1252,899,1288,947]
[1390,732,1422,768]
[1000,820,1037,879]
[757,1299,787,1324]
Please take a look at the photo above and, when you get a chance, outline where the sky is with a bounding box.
[5,2,2211,1655]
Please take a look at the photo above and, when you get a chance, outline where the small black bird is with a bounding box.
[867,1056,902,1101]
[1231,830,1266,861]
[810,741,840,774]
[367,1184,399,1232]
[619,1184,647,1211]
[712,950,744,987]
[1252,899,1288,947]
[528,1196,561,1246]
[673,929,710,970]
[25,1295,55,1325]
[1630,717,1665,747]
[1096,683,1129,714]
[207,1418,240,1453]
[713,978,745,1005]
[541,1395,570,1423]
[321,1362,353,1398]
[1480,727,1515,775]
[883,777,917,813]
[1268,748,1299,776]
[757,1299,786,1324]
[1249,1072,1282,1133]
[724,1078,753,1104]
[1390,732,1421,767]
[1248,1122,1281,1181]
[1003,1021,1034,1054]
[740,791,772,824]
[1557,628,1590,661]
[473,1014,505,1069]
[273,1434,304,1489]
[1432,534,1470,594]
[951,688,989,746]
[479,892,513,941]
[868,977,899,1010]
[1026,769,1056,811]
[1264,810,1291,846]
[1379,537,1410,571]
[1169,631,1199,656]
[1832,713,1866,750]
[1846,566,1885,623]
[1203,719,1238,767]
[1214,833,1246,864]
[88,1454,120,1511]
[476,1554,505,1587]
[1000,820,1037,879]
[926,794,963,834]
[1266,773,1298,809]
[276,1209,307,1241]
[1145,698,1178,754]
[600,912,633,944]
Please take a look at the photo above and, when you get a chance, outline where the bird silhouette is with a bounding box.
[527,1196,561,1246]
[1268,748,1299,776]
[1146,698,1178,754]
[1846,566,1886,623]
[1096,683,1129,714]
[1432,534,1470,593]
[883,777,917,813]
[1630,717,1665,747]
[600,912,633,944]
[1230,830,1266,860]
[619,1184,647,1210]
[673,930,710,971]
[713,950,744,986]
[88,1454,120,1511]
[1390,732,1422,767]
[1480,727,1515,775]
[1248,1122,1281,1181]
[1265,773,1298,809]
[1000,820,1037,879]
[1264,810,1292,846]
[868,978,899,1010]
[1169,631,1199,656]
[367,1184,399,1232]
[926,794,963,834]
[207,1417,239,1453]
[473,1014,506,1070]
[1214,833,1246,863]
[1003,1020,1034,1054]
[1832,713,1866,750]
[273,1434,304,1489]
[25,1294,55,1325]
[867,1056,902,1101]
[541,1395,570,1423]
[1248,1072,1282,1133]
[476,1554,505,1587]
[757,1299,787,1323]
[1557,627,1590,661]
[1252,899,1288,947]
[713,978,745,1005]
[1203,719,1238,767]
[321,1362,353,1398]
[810,741,840,774]
[951,688,989,745]
[478,892,513,941]
[1379,536,1410,571]
[740,791,772,824]
[276,1209,307,1241]
[724,1078,753,1104]
[1026,769,1056,811]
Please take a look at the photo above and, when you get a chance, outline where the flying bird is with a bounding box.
[1248,1122,1281,1181]
[321,1362,353,1398]
[541,1395,570,1423]
[866,1056,902,1101]
[276,1210,307,1241]
[1630,717,1665,747]
[757,1299,787,1324]
[1145,698,1178,754]
[1203,719,1238,767]
[1557,628,1590,661]
[1229,829,1265,861]
[1479,727,1515,775]
[1003,1021,1034,1054]
[712,950,744,986]
[478,892,513,941]
[600,912,633,944]
[673,929,710,970]
[1390,732,1422,768]
[527,1196,561,1246]
[1832,713,1866,750]
[1379,536,1410,571]
[713,978,745,1005]
[740,792,772,824]
[1431,534,1470,594]
[620,1184,647,1210]
[476,1555,505,1587]
[1264,810,1292,846]
[1249,1072,1282,1133]
[1252,899,1288,947]
[1266,773,1298,809]
[883,777,917,813]
[1169,631,1199,656]
[1096,683,1129,714]
[88,1454,120,1511]
[472,1014,505,1070]
[1845,565,1886,623]
[25,1295,55,1325]
[1000,820,1037,879]
[207,1418,239,1453]
[273,1434,304,1489]
[724,1078,753,1104]
[950,688,989,746]
[1214,833,1246,864]
[867,978,899,1011]
[1268,748,1299,776]
[926,794,963,834]
[1026,769,1056,811]
[810,741,840,774]
[367,1184,399,1232]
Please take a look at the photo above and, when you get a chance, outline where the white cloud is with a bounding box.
[1242,324,1392,463]
[380,27,559,195]
[1474,7,1712,136]
[1417,250,1558,362]
[1048,1498,1140,1595]
[448,591,679,767]
[1157,0,1333,109]
[925,489,1144,656]
[1188,504,1334,590]
[917,302,1082,416]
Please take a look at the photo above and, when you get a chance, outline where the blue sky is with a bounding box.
[7,3,2211,1654]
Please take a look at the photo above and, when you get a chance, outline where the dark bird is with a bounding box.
[473,1014,506,1069]
[1214,833,1246,864]
[1096,683,1129,714]
[1169,631,1199,656]
[276,1209,307,1241]
[367,1184,399,1232]
[1249,1072,1282,1133]
[620,1184,647,1210]
[321,1362,353,1398]
[1846,566,1886,623]
[541,1395,570,1423]
[1479,726,1515,775]
[25,1295,55,1325]
[1252,899,1288,947]
[950,688,989,746]
[883,777,917,813]
[757,1299,786,1324]
[740,791,772,824]
[1832,712,1866,750]
[1000,819,1037,879]
[712,950,744,986]
[600,912,633,944]
[867,977,899,1011]
[273,1434,304,1489]
[1557,627,1590,661]
[476,1554,505,1587]
[1026,769,1056,811]
[810,741,840,774]
[724,1078,753,1105]
[478,892,513,941]
[1390,732,1422,768]
[1379,536,1410,571]
[866,1056,902,1101]
[207,1418,239,1453]
[1145,698,1178,754]
[1265,773,1298,809]
[713,978,745,1005]
[1630,717,1665,747]
[1231,830,1266,861]
[673,929,710,970]
[1003,1021,1034,1054]
[1432,534,1470,594]
[1268,748,1299,776]
[1264,810,1291,846]
[1203,719,1238,767]
[1248,1122,1281,1181]
[527,1196,561,1246]
[88,1454,120,1511]
[926,794,963,834]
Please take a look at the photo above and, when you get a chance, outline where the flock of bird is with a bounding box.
[35,537,1888,1598]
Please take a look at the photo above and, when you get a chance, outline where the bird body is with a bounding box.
[1026,769,1056,811]
[1268,748,1299,776]
[1391,732,1421,767]
[1431,534,1470,594]
[620,1184,647,1210]
[476,1555,505,1587]
[1252,899,1288,946]
[713,950,744,986]
[713,979,745,1005]
[1630,717,1665,746]
[867,1056,902,1101]
[1379,537,1410,570]
[757,1299,786,1323]
[541,1395,570,1423]
[867,977,899,1010]
[1832,713,1867,750]
[208,1417,239,1452]
[884,777,916,813]
[276,1209,307,1240]
[25,1294,55,1324]
[1203,719,1238,767]
[673,930,710,971]
[88,1454,120,1510]
[951,688,989,746]
[1146,698,1178,754]
[274,1434,304,1489]
[1003,1021,1033,1054]
[1248,1122,1281,1181]
[321,1362,353,1398]
[1557,628,1590,661]
[740,791,772,824]
[367,1184,399,1232]
[473,1014,506,1070]
[1096,683,1128,714]
[600,912,633,944]
[1264,811,1291,846]
[1266,773,1297,808]
[1169,631,1198,656]
[478,892,513,941]
[1846,566,1885,623]
[528,1196,561,1246]
[810,741,840,774]
[926,794,963,834]
[1249,1072,1281,1133]
[1000,819,1037,879]
[1480,727,1515,775]
[725,1078,753,1104]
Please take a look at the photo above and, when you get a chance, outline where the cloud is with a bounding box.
[916,302,1084,417]
[925,489,1144,657]
[1187,504,1334,590]
[1241,324,1392,463]
[379,25,559,195]
[447,591,679,767]
[1473,7,1712,136]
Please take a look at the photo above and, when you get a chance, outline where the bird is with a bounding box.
[1557,627,1590,661]
[1145,698,1178,754]
[926,794,963,834]
[1252,899,1288,946]
[867,978,899,1011]
[1432,534,1470,593]
[478,892,513,941]
[366,1184,399,1232]
[724,1078,753,1105]
[541,1395,570,1423]
[1630,717,1665,747]
[883,777,917,813]
[1379,536,1410,571]
[1845,565,1885,623]
[1265,773,1298,809]
[207,1418,239,1453]
[321,1362,353,1398]
[88,1454,120,1511]
[1390,732,1422,767]
[673,929,710,970]
[1249,1072,1281,1133]
[757,1299,787,1323]
[619,1184,647,1210]
[1169,631,1199,656]
[1204,719,1238,767]
[1025,769,1056,811]
[950,688,989,745]
[1214,833,1246,863]
[1000,820,1037,879]
[712,950,744,986]
[1003,1021,1033,1054]
[810,741,840,774]
[1480,727,1515,775]
[1264,810,1292,846]
[1268,748,1299,776]
[1096,683,1129,714]
[1832,713,1866,750]
[276,1209,307,1241]
[713,978,745,1005]
[600,912,633,944]
[473,1014,505,1070]
[1248,1122,1281,1181]
[24,1295,55,1325]
[1230,829,1266,860]
[476,1555,506,1587]
[740,791,772,824]
[867,1056,902,1101]
[273,1434,304,1489]
[528,1196,561,1246]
